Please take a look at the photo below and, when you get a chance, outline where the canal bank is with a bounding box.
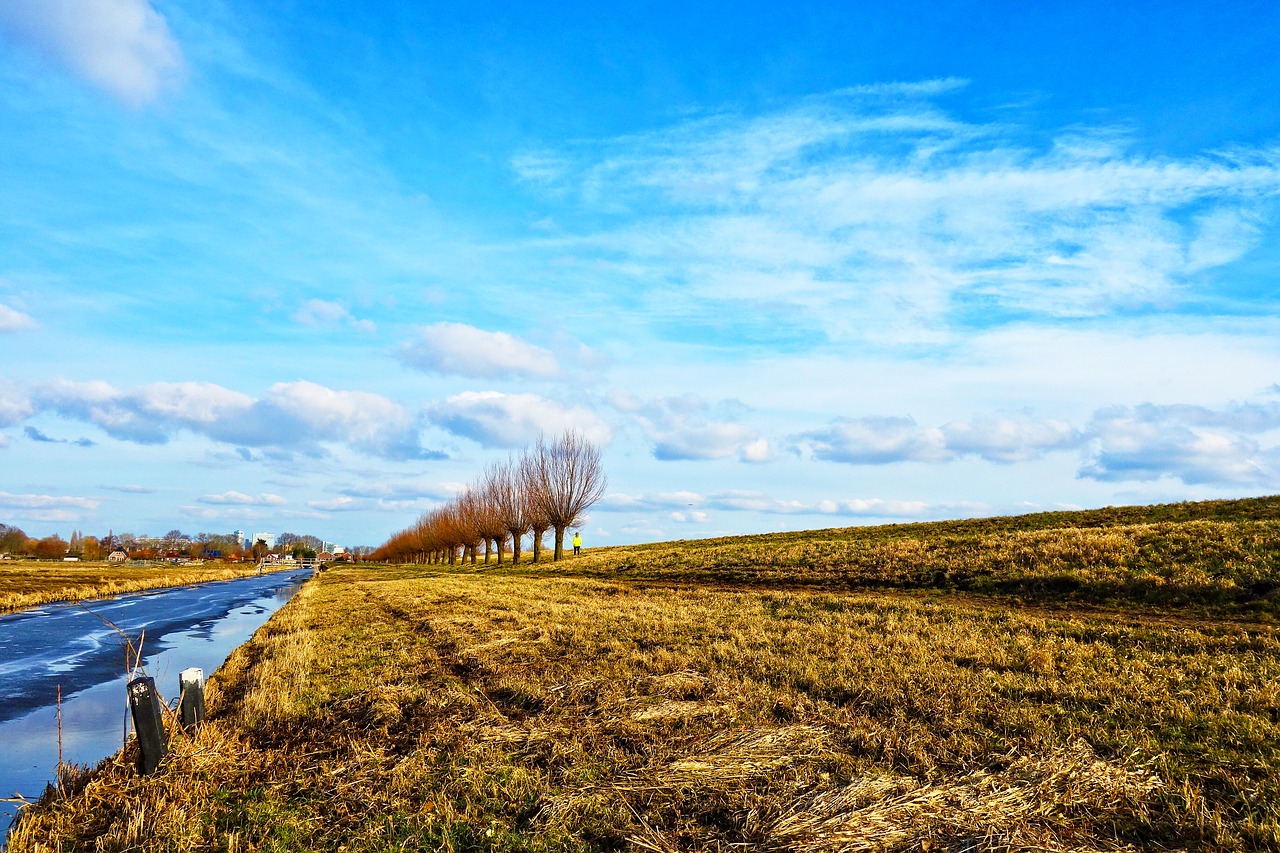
[0,561,276,616]
[1,569,311,840]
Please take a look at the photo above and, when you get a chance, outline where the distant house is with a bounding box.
[317,552,335,562]
[62,556,80,562]
[107,547,130,562]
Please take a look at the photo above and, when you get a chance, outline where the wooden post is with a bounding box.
[179,667,205,730]
[127,675,168,774]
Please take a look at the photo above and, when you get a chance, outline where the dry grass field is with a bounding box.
[10,499,1280,851]
[0,561,266,614]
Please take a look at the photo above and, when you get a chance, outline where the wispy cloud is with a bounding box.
[0,303,37,332]
[517,88,1280,343]
[292,299,377,333]
[398,323,561,380]
[196,491,287,506]
[99,484,156,493]
[0,0,185,107]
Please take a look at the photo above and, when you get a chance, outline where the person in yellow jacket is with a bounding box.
[572,531,582,555]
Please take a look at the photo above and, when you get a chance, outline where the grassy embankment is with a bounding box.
[9,497,1280,851]
[0,561,267,615]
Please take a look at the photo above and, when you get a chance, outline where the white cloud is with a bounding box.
[787,394,1280,488]
[940,417,1081,463]
[0,0,184,107]
[307,496,362,512]
[293,299,376,333]
[599,490,705,512]
[33,379,253,444]
[653,422,762,461]
[0,491,100,524]
[600,488,972,520]
[670,510,710,523]
[178,505,290,522]
[399,323,560,380]
[0,380,34,426]
[817,498,935,517]
[1080,403,1280,486]
[338,480,456,502]
[197,491,287,506]
[614,392,767,462]
[740,438,773,463]
[266,380,426,458]
[799,416,949,464]
[427,390,611,448]
[14,378,438,460]
[0,304,36,332]
[797,414,1082,465]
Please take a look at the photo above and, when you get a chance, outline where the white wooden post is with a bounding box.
[179,667,205,730]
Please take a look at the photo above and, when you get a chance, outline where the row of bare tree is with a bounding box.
[371,430,607,565]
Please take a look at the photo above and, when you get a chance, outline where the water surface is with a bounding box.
[0,569,309,839]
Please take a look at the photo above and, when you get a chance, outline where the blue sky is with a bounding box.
[2,0,1280,548]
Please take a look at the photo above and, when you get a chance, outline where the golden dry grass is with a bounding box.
[11,558,1279,851]
[0,561,265,614]
[552,515,1280,617]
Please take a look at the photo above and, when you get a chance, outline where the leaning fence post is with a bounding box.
[127,675,168,774]
[179,667,205,730]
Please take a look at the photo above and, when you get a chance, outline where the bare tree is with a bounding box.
[520,453,552,563]
[490,457,529,565]
[529,430,608,561]
[450,496,485,565]
[472,471,509,564]
[371,431,607,566]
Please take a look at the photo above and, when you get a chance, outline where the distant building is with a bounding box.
[107,547,129,562]
[251,532,276,549]
[234,529,247,549]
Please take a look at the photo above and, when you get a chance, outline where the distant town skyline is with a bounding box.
[2,1,1279,545]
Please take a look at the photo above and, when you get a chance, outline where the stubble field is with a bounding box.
[9,499,1280,851]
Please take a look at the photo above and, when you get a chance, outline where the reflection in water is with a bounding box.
[0,572,308,839]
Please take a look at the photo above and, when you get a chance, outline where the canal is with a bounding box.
[0,569,310,841]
